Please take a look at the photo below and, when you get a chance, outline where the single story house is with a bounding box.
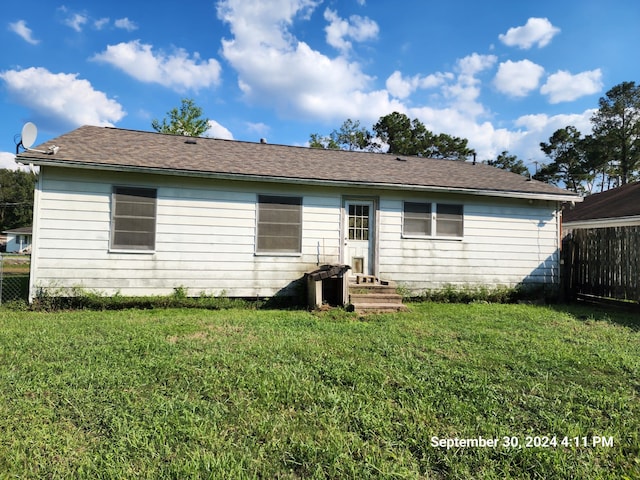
[16,126,580,303]
[563,181,640,233]
[2,226,32,253]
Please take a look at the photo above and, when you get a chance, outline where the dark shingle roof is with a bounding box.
[3,226,32,235]
[17,125,578,200]
[563,181,640,223]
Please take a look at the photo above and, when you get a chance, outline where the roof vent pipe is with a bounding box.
[472,152,476,165]
[260,138,267,144]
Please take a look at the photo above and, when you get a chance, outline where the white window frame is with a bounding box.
[402,201,464,240]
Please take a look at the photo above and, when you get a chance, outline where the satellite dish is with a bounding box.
[21,122,38,149]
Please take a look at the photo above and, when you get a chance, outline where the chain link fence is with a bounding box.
[0,254,31,305]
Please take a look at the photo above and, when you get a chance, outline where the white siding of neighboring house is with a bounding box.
[378,194,560,291]
[30,166,562,300]
[5,233,32,253]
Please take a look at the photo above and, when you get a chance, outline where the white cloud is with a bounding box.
[0,152,18,170]
[0,67,125,129]
[386,70,452,99]
[64,13,88,32]
[8,20,39,45]
[499,17,560,49]
[114,17,138,32]
[323,8,378,53]
[540,69,603,103]
[514,110,596,162]
[444,53,497,116]
[217,0,400,122]
[494,59,545,97]
[92,40,222,92]
[94,17,110,30]
[204,120,234,140]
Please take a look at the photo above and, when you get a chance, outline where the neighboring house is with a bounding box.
[2,226,32,253]
[563,181,640,233]
[16,126,580,302]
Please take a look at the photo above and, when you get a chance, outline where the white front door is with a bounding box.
[344,200,375,276]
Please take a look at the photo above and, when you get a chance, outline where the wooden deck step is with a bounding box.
[348,277,406,313]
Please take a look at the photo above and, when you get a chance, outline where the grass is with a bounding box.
[0,303,638,479]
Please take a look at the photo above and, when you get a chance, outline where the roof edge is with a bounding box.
[563,215,640,229]
[25,158,582,202]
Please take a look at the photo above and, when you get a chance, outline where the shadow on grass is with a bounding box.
[547,301,640,331]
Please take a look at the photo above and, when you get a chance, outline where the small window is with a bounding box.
[256,195,302,253]
[111,186,157,251]
[403,202,432,236]
[403,201,463,238]
[436,204,463,237]
[348,204,370,240]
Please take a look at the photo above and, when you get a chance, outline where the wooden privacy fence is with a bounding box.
[563,226,640,303]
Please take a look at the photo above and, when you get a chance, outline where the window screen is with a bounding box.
[257,195,302,253]
[403,202,432,236]
[436,204,463,237]
[111,186,157,250]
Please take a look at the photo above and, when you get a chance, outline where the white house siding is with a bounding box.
[30,167,562,301]
[30,167,342,299]
[377,193,560,293]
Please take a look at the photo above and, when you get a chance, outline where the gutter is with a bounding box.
[563,215,640,229]
[20,157,582,203]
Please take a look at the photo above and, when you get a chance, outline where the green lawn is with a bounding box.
[0,303,638,479]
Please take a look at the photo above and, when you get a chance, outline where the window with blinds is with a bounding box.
[111,186,157,251]
[256,195,302,253]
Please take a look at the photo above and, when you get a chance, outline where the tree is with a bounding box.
[486,151,529,176]
[534,126,593,194]
[0,169,37,231]
[309,119,373,151]
[372,112,428,155]
[151,98,210,137]
[590,81,640,185]
[372,112,473,159]
[309,133,339,150]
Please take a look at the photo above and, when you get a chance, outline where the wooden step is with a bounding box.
[349,293,404,305]
[350,302,408,314]
[348,277,407,313]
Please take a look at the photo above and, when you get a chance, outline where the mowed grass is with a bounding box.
[0,303,638,479]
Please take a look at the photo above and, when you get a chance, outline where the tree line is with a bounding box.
[0,169,36,232]
[309,81,640,195]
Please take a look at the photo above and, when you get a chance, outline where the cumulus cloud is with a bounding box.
[0,152,19,170]
[114,17,138,31]
[499,17,560,49]
[494,59,545,97]
[92,40,222,92]
[8,20,39,45]
[540,69,603,103]
[386,70,452,99]
[217,0,401,122]
[323,8,378,53]
[444,53,497,116]
[514,110,596,161]
[204,120,234,140]
[0,67,125,129]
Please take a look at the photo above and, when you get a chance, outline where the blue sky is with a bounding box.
[1,0,638,171]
